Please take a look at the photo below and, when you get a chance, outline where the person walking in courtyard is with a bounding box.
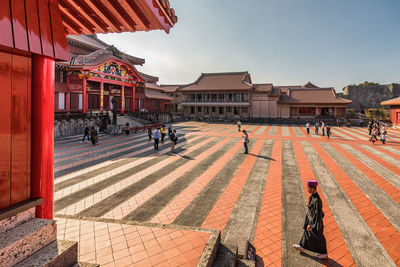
[368,121,373,135]
[314,121,319,135]
[81,124,90,143]
[147,125,152,140]
[336,118,341,127]
[326,124,331,138]
[170,129,177,153]
[242,130,249,154]
[90,126,98,146]
[293,180,328,259]
[370,128,377,144]
[153,127,160,149]
[306,122,310,134]
[237,120,241,132]
[167,123,172,136]
[381,132,386,144]
[160,125,166,143]
[125,122,130,136]
[321,121,325,136]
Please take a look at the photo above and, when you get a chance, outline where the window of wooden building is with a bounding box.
[88,94,100,109]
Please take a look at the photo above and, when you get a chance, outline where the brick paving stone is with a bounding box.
[54,123,400,266]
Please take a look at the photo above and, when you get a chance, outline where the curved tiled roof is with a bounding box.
[178,72,252,91]
[278,88,352,105]
[381,97,400,106]
[160,85,181,93]
[145,90,174,101]
[144,82,164,91]
[253,84,273,92]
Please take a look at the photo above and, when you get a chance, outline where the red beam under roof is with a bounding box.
[0,0,177,61]
[58,0,178,35]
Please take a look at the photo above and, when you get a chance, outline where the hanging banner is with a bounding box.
[121,86,125,114]
[100,82,104,110]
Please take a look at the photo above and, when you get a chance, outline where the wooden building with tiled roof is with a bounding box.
[173,74,352,120]
[381,97,400,126]
[277,86,352,118]
[55,35,173,115]
[178,72,253,118]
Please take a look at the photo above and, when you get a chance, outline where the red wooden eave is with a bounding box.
[0,0,178,61]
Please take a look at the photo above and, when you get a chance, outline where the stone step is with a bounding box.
[76,262,100,267]
[0,199,43,232]
[237,259,256,267]
[213,244,238,267]
[0,218,57,267]
[16,240,77,267]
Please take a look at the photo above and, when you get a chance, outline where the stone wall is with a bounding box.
[54,118,101,138]
[341,83,400,112]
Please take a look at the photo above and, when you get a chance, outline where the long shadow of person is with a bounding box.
[247,153,276,161]
[300,252,344,267]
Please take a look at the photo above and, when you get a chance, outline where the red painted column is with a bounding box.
[82,76,87,114]
[121,85,125,114]
[65,92,70,112]
[31,55,55,219]
[132,84,136,112]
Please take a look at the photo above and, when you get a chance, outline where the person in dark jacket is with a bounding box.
[81,124,90,143]
[170,129,177,153]
[293,180,328,259]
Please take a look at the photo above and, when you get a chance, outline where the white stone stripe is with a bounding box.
[56,137,216,216]
[329,127,355,140]
[281,125,290,136]
[54,134,148,163]
[290,125,305,137]
[360,144,400,170]
[333,127,366,140]
[339,143,400,190]
[54,135,204,201]
[102,137,231,220]
[54,133,195,184]
[321,143,400,232]
[254,125,267,135]
[268,125,277,135]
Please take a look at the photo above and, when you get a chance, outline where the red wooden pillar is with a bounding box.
[82,76,87,113]
[31,55,55,219]
[132,85,136,112]
[65,92,70,112]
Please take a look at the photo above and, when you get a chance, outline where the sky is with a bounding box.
[98,0,400,92]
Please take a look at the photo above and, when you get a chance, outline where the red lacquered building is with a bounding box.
[381,98,400,126]
[0,0,176,265]
[55,35,173,115]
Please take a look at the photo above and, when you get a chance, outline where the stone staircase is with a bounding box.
[213,243,257,267]
[0,200,97,267]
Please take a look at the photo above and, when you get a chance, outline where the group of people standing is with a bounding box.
[306,121,331,138]
[147,124,178,152]
[368,119,386,144]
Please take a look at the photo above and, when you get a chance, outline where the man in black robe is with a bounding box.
[293,180,328,259]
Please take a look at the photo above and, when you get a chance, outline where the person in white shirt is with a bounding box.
[153,128,160,149]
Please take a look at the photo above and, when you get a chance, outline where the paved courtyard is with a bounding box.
[54,122,400,267]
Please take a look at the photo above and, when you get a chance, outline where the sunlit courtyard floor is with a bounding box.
[53,121,400,266]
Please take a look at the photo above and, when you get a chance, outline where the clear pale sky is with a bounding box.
[98,0,400,92]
